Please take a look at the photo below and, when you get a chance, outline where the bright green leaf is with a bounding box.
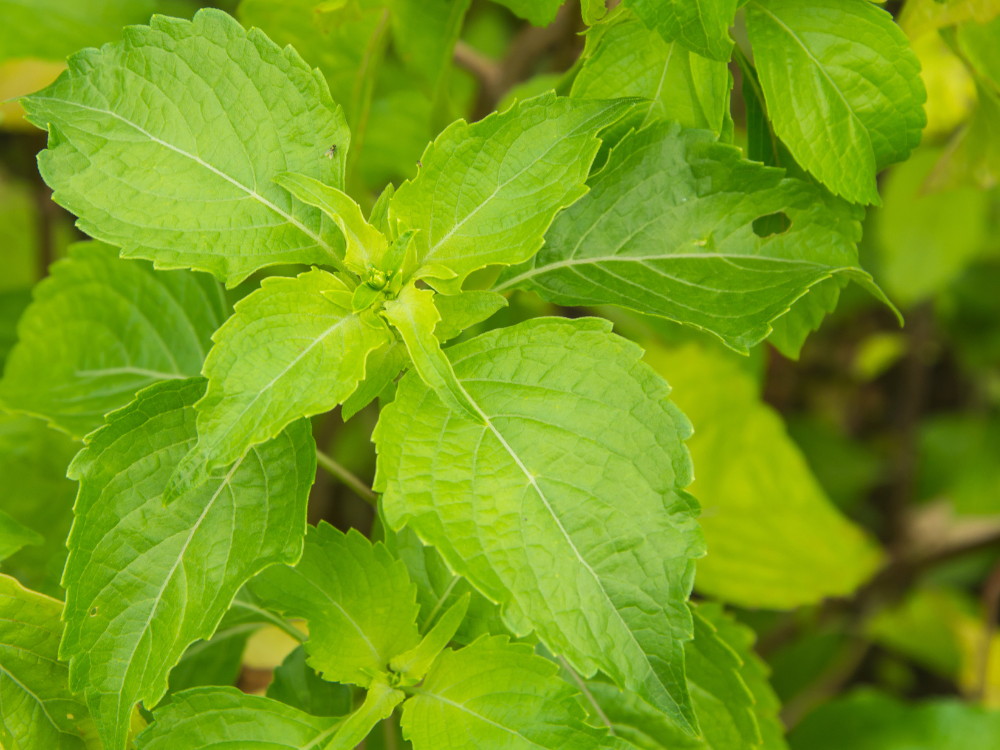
[583,0,609,25]
[746,0,927,205]
[383,285,482,422]
[267,645,353,718]
[767,277,845,360]
[275,172,387,276]
[495,122,885,353]
[252,524,421,689]
[390,593,470,683]
[376,317,704,734]
[165,268,391,499]
[389,92,636,292]
[402,636,617,750]
[62,378,315,750]
[645,342,882,609]
[433,290,508,342]
[623,0,738,62]
[341,340,410,422]
[0,574,98,750]
[135,687,343,749]
[328,680,406,750]
[383,524,506,646]
[572,12,731,134]
[22,9,350,286]
[788,689,1000,750]
[0,241,228,438]
[583,604,765,750]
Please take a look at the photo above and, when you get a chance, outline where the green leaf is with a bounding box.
[0,574,98,750]
[583,0,610,25]
[328,680,406,750]
[267,645,353,718]
[275,172,387,276]
[494,122,883,353]
[388,93,637,292]
[237,0,381,129]
[0,0,184,64]
[341,340,410,422]
[622,0,738,62]
[489,0,564,26]
[572,12,731,134]
[401,635,616,750]
[433,290,508,342]
[899,0,1000,39]
[383,524,505,646]
[0,510,43,563]
[924,79,1000,192]
[918,415,1000,516]
[745,0,927,205]
[375,317,704,734]
[62,378,315,750]
[0,413,81,598]
[252,523,421,688]
[390,594,470,683]
[388,0,472,93]
[788,689,1000,750]
[167,588,301,695]
[700,605,787,750]
[645,342,882,609]
[0,241,228,438]
[866,587,969,680]
[165,268,391,499]
[0,290,31,371]
[582,606,756,750]
[135,687,343,749]
[21,9,350,286]
[767,277,845,360]
[383,285,482,422]
[874,148,991,306]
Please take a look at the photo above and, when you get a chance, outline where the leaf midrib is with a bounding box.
[495,252,827,291]
[445,374,666,707]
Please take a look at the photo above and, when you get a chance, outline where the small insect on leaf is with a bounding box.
[326,144,337,159]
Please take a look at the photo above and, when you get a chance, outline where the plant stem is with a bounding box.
[558,656,615,736]
[316,449,378,507]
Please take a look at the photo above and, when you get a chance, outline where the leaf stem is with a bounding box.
[557,656,615,736]
[316,449,378,506]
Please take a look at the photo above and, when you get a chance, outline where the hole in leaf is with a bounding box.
[89,607,98,617]
[752,212,792,238]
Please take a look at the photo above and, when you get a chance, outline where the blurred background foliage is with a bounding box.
[2,0,1000,746]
